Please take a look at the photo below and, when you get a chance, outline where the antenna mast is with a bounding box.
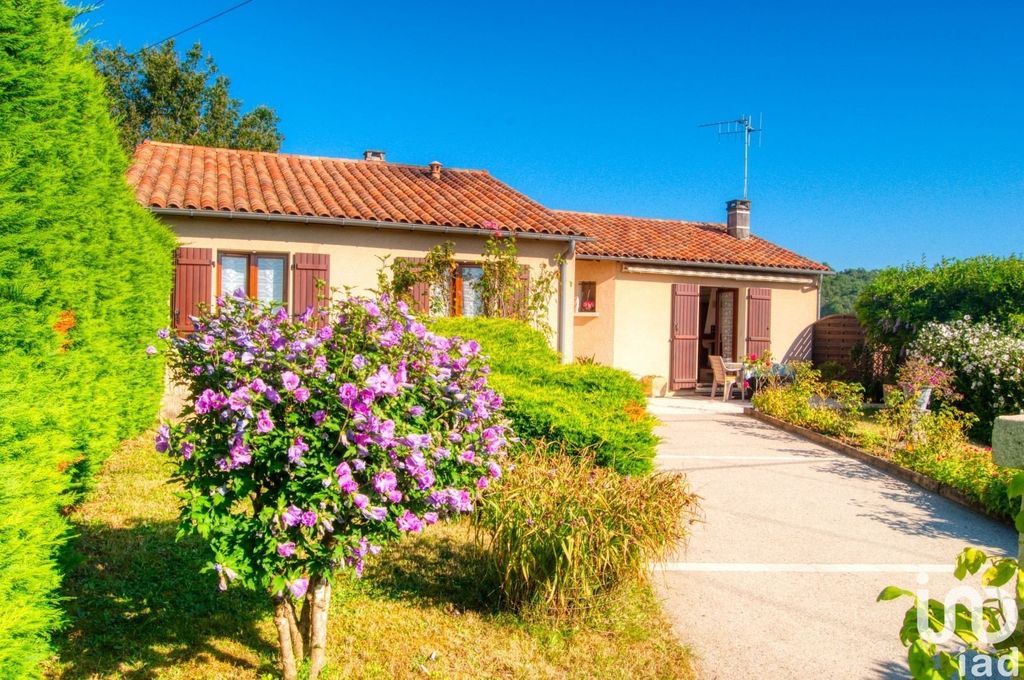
[699,114,763,199]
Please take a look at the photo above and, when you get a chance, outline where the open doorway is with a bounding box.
[697,287,738,386]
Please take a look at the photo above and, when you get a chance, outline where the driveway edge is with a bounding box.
[743,407,1008,526]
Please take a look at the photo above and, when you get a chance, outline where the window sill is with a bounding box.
[575,312,600,318]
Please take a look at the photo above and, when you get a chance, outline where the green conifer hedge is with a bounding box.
[0,2,175,674]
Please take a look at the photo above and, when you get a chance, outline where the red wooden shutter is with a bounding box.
[670,283,700,390]
[172,247,213,333]
[292,253,330,317]
[745,287,772,359]
[402,258,431,314]
[504,266,530,319]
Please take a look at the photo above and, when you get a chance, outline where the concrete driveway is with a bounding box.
[649,397,1017,680]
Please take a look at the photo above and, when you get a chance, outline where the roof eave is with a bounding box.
[149,207,594,243]
[576,253,832,276]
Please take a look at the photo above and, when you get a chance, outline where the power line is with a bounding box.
[143,0,256,50]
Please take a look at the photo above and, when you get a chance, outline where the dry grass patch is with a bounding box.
[46,434,694,679]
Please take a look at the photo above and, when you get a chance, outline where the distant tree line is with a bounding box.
[820,267,879,316]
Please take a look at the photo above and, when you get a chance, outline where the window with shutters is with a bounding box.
[218,252,288,308]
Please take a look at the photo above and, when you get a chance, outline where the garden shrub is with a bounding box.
[474,446,697,618]
[751,362,864,438]
[430,317,657,474]
[157,293,509,680]
[0,2,175,675]
[855,255,1024,369]
[913,318,1024,441]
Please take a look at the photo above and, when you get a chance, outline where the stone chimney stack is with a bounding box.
[726,199,751,240]
[429,161,442,180]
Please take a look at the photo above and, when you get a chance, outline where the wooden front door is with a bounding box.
[670,283,700,390]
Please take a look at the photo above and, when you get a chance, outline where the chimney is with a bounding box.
[363,149,386,162]
[428,160,442,180]
[726,199,751,240]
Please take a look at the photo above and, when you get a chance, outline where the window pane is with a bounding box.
[221,255,248,298]
[577,281,597,312]
[255,256,285,304]
[461,266,484,318]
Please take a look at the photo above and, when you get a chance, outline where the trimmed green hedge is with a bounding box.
[430,318,657,474]
[0,2,175,675]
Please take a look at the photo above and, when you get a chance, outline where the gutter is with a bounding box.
[557,239,577,360]
[150,207,593,244]
[577,253,832,277]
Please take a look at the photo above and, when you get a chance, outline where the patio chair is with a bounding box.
[710,355,742,401]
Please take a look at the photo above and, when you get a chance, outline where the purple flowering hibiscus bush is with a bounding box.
[155,292,509,680]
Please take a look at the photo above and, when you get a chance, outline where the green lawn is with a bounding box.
[46,434,694,679]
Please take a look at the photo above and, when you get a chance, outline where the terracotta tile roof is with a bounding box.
[128,140,581,237]
[556,210,829,272]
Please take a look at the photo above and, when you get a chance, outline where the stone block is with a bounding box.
[992,415,1024,469]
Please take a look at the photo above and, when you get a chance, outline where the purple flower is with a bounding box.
[312,410,326,426]
[459,340,480,357]
[287,437,308,464]
[250,378,267,393]
[300,511,318,527]
[363,301,380,317]
[408,405,425,417]
[281,371,301,391]
[240,351,255,365]
[379,330,401,348]
[352,354,367,370]
[338,383,358,404]
[231,440,252,466]
[145,345,157,356]
[283,505,303,527]
[256,409,274,434]
[294,387,311,403]
[372,470,398,494]
[386,489,403,503]
[154,425,170,453]
[366,366,399,396]
[277,542,296,557]
[156,328,170,340]
[288,577,309,599]
[318,326,334,340]
[180,442,194,459]
[265,387,281,404]
[228,386,250,411]
[477,476,490,490]
[362,506,387,521]
[222,350,236,363]
[487,461,502,479]
[424,512,439,525]
[397,511,424,533]
[352,493,369,509]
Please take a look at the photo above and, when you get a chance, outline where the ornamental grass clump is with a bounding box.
[156,292,510,680]
[474,447,698,619]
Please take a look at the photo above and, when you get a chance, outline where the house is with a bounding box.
[557,203,830,390]
[128,141,829,392]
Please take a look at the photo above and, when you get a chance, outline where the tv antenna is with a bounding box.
[699,114,763,199]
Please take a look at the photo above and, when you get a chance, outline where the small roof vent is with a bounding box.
[363,149,386,162]
[429,161,442,180]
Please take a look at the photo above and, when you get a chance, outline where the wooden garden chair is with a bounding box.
[710,355,741,401]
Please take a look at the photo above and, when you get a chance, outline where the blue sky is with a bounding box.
[80,0,1023,270]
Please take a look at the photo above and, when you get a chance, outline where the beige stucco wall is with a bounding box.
[571,260,819,383]
[165,215,573,355]
[572,259,616,364]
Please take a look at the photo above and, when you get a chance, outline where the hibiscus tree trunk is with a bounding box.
[285,598,305,661]
[307,575,332,680]
[273,595,299,680]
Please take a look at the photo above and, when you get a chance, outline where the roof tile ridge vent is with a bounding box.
[552,207,723,227]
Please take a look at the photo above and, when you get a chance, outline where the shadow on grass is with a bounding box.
[363,525,501,615]
[56,519,276,679]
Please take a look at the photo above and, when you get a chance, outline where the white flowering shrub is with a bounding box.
[912,317,1024,437]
